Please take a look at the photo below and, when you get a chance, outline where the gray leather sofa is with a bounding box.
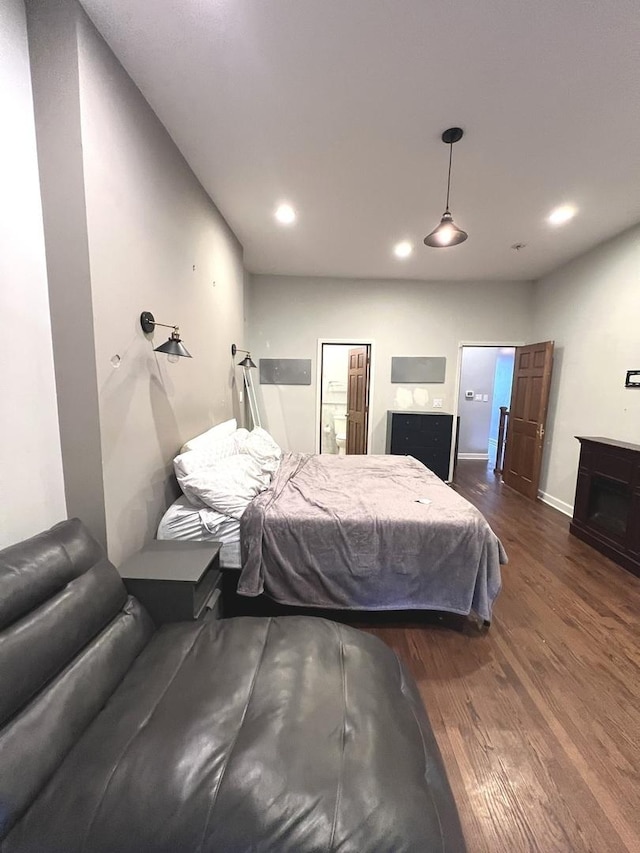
[0,519,466,852]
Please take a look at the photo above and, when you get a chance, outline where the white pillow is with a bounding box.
[180,418,238,454]
[174,429,249,479]
[176,454,269,519]
[240,427,282,473]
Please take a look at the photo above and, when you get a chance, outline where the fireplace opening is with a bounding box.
[587,475,631,537]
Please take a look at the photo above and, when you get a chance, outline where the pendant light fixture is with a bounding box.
[424,127,468,248]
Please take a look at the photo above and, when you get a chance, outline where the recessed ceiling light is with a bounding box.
[394,241,413,259]
[547,204,576,226]
[275,203,296,225]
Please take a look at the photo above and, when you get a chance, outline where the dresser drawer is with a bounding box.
[408,449,450,479]
[386,411,454,481]
[391,414,450,439]
[390,431,448,450]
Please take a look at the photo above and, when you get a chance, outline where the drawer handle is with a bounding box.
[204,587,221,611]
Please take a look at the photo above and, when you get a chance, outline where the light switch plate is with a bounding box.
[474,394,483,401]
[482,394,489,402]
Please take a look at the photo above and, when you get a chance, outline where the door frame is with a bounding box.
[451,340,525,479]
[315,338,375,454]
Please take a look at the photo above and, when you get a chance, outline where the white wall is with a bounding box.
[533,223,640,514]
[249,275,533,453]
[322,345,350,399]
[320,343,350,454]
[0,0,66,548]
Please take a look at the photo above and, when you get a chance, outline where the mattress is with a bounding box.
[157,494,241,569]
[239,452,506,622]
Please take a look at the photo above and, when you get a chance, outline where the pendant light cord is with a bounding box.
[445,142,453,212]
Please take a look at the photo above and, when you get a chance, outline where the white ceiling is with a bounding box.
[79,0,640,281]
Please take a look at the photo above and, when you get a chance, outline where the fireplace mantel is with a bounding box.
[575,436,640,454]
[570,436,640,578]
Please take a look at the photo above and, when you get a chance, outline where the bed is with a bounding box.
[157,494,241,568]
[157,421,506,623]
[156,418,269,569]
[239,452,505,622]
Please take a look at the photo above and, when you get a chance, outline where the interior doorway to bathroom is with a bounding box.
[316,340,373,455]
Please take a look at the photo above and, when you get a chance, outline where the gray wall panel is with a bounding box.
[391,357,446,383]
[260,359,312,385]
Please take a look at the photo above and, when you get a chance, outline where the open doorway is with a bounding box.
[316,340,373,455]
[454,345,517,468]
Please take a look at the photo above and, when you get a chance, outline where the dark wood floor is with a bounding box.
[364,460,640,853]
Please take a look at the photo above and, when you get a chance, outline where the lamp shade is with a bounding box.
[423,211,468,247]
[154,336,192,358]
[231,344,256,368]
[141,312,192,358]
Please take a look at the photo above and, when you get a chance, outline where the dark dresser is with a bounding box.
[570,436,640,578]
[386,410,455,481]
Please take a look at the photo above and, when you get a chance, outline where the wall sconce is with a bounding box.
[140,311,192,360]
[231,344,256,368]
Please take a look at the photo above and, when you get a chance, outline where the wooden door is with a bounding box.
[346,346,370,454]
[503,341,554,500]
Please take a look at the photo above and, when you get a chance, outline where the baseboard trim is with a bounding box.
[538,491,574,517]
[457,453,489,461]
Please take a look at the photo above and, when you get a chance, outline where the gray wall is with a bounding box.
[0,0,66,548]
[532,223,640,514]
[457,347,499,457]
[26,0,246,564]
[248,275,534,453]
[27,0,107,546]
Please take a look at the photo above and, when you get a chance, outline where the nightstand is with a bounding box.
[118,540,222,625]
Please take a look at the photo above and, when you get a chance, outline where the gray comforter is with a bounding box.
[238,453,507,622]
